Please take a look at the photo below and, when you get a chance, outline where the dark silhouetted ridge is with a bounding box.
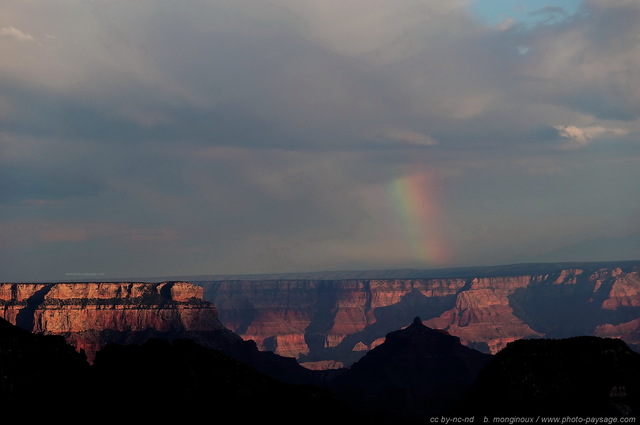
[330,316,492,421]
[452,336,640,417]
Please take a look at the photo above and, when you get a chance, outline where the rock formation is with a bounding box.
[425,275,540,353]
[201,261,640,368]
[0,281,227,362]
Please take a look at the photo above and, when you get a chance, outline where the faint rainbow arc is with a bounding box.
[389,171,451,266]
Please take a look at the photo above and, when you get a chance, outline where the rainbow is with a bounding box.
[389,170,452,266]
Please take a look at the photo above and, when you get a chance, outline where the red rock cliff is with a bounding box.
[0,281,223,362]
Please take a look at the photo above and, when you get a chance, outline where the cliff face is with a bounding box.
[201,263,640,368]
[0,281,225,362]
[2,262,638,372]
[425,275,540,353]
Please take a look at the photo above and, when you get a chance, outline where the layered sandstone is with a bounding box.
[599,269,640,310]
[424,276,541,353]
[0,281,224,361]
[201,262,640,368]
[205,278,465,364]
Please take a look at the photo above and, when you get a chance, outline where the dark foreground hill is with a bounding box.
[1,315,639,422]
[451,336,640,417]
[90,338,360,422]
[0,317,360,422]
[329,316,492,421]
[0,317,90,408]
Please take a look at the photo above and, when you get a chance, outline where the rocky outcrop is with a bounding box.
[330,316,492,421]
[595,319,640,352]
[201,261,640,368]
[0,281,226,362]
[425,276,541,353]
[599,268,640,309]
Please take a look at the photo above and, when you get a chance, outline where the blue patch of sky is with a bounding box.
[468,0,582,28]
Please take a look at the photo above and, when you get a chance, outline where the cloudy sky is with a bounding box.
[1,0,639,281]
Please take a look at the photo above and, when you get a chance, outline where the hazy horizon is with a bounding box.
[1,1,639,281]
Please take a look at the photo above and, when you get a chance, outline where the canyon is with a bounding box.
[199,261,640,369]
[0,260,638,373]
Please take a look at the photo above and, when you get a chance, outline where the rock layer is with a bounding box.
[0,281,224,362]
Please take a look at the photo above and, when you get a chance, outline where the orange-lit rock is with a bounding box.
[425,276,541,353]
[0,281,223,362]
[594,318,640,350]
[299,360,344,370]
[601,272,640,310]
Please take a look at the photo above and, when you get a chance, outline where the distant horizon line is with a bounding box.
[6,258,640,284]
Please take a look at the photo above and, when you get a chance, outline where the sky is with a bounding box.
[1,0,639,282]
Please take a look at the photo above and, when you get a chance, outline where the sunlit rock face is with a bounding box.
[202,262,640,368]
[0,281,225,362]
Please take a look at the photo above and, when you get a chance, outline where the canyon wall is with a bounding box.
[200,262,640,369]
[0,262,637,372]
[0,281,225,361]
